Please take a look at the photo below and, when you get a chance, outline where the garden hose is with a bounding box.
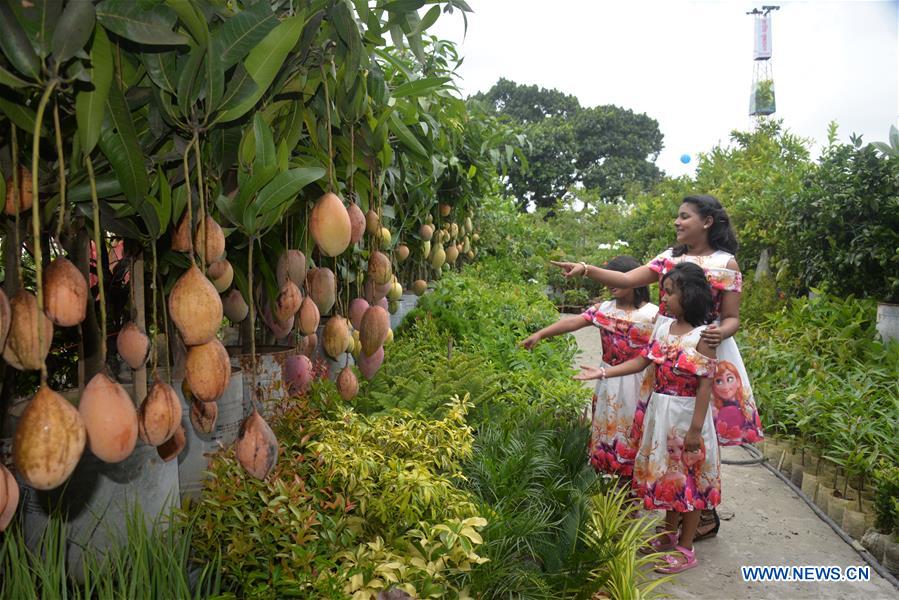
[740,444,899,591]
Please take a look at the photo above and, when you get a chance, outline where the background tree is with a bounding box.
[475,78,664,210]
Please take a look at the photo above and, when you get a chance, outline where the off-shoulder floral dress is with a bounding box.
[633,317,721,512]
[649,249,764,446]
[581,300,658,477]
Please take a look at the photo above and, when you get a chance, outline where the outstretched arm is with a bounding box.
[520,315,591,350]
[574,355,652,380]
[550,261,657,289]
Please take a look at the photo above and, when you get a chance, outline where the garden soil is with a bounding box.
[569,321,897,599]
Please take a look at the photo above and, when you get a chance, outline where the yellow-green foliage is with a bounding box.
[311,395,480,536]
[340,518,489,600]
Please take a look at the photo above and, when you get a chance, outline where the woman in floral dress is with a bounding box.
[521,256,657,479]
[576,262,720,573]
[552,194,763,539]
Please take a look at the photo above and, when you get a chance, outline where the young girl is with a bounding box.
[576,262,720,574]
[521,256,658,479]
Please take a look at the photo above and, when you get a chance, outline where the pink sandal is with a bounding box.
[640,530,678,555]
[655,545,698,574]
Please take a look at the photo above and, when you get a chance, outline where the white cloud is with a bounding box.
[431,0,899,176]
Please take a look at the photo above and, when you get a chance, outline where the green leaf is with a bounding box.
[26,0,63,59]
[69,172,122,203]
[389,112,427,158]
[51,0,95,63]
[392,76,450,98]
[96,0,189,46]
[99,77,149,203]
[217,62,258,115]
[165,0,208,44]
[210,1,277,70]
[0,95,43,136]
[215,193,241,230]
[147,168,172,239]
[415,5,441,35]
[142,51,179,93]
[0,2,41,79]
[254,167,324,217]
[253,113,276,171]
[75,26,113,154]
[176,43,205,117]
[215,15,303,123]
[0,65,30,89]
[205,50,224,113]
[382,0,427,11]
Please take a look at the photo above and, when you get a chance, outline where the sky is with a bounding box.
[429,0,899,177]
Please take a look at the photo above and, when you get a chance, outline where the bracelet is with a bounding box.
[579,262,588,278]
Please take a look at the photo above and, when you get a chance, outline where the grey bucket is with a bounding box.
[227,346,291,418]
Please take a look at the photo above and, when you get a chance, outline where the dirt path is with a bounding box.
[568,320,897,599]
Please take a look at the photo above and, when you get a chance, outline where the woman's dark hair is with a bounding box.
[661,262,713,327]
[605,255,651,306]
[672,194,739,257]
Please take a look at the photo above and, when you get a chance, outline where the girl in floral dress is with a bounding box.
[576,262,719,574]
[551,194,763,540]
[521,256,658,479]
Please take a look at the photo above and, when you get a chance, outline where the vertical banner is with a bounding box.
[754,14,772,59]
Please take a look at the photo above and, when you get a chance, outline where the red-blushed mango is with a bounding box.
[274,280,302,322]
[223,289,249,323]
[310,192,351,257]
[0,465,19,531]
[360,305,389,356]
[14,385,86,490]
[358,346,384,380]
[395,244,410,263]
[276,250,306,286]
[3,290,53,371]
[347,203,365,243]
[348,297,369,330]
[337,366,358,400]
[323,316,351,360]
[169,265,223,345]
[138,379,182,445]
[367,251,391,285]
[365,210,380,235]
[4,166,33,215]
[79,373,139,463]
[195,216,226,264]
[171,212,191,252]
[236,410,279,480]
[190,398,217,434]
[284,354,313,396]
[306,267,336,315]
[298,296,321,335]
[43,257,88,326]
[157,426,186,462]
[117,321,151,370]
[185,339,231,403]
[413,280,428,296]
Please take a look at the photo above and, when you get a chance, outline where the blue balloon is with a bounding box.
[680,154,691,164]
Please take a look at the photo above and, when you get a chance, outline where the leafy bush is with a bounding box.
[873,461,899,536]
[741,293,899,496]
[783,136,899,302]
[740,274,787,326]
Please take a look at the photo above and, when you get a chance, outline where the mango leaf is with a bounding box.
[415,5,440,35]
[51,0,95,63]
[22,0,62,59]
[217,62,258,116]
[68,172,122,203]
[215,193,241,230]
[75,26,113,154]
[389,112,427,158]
[253,113,276,172]
[176,43,205,117]
[146,168,172,239]
[210,1,277,69]
[0,65,30,88]
[215,15,303,123]
[137,197,160,240]
[294,9,325,58]
[205,50,224,113]
[142,51,179,93]
[99,77,149,204]
[254,167,324,217]
[0,2,40,79]
[209,126,242,177]
[165,0,208,44]
[96,0,189,46]
[0,96,44,136]
[392,76,450,99]
[382,0,426,10]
